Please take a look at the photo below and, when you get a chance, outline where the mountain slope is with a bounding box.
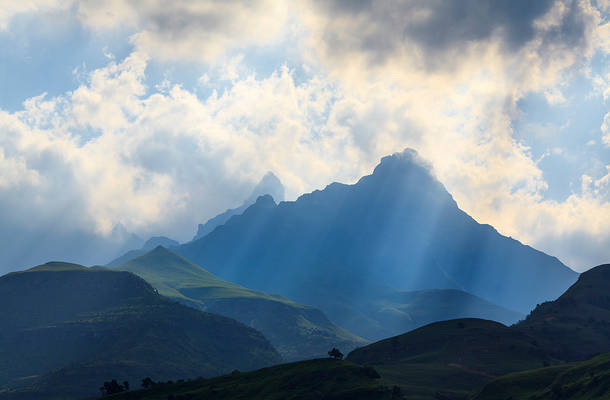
[118,246,367,361]
[176,149,575,338]
[192,171,285,241]
[91,359,396,400]
[472,353,610,400]
[516,263,610,361]
[0,263,280,400]
[106,236,179,267]
[347,318,552,399]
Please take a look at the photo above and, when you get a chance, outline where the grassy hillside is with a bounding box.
[88,359,399,400]
[472,353,610,400]
[119,246,367,360]
[516,264,610,361]
[0,263,281,400]
[347,318,553,400]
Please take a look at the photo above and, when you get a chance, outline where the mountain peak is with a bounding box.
[142,236,179,251]
[372,148,435,179]
[253,194,277,208]
[247,171,285,203]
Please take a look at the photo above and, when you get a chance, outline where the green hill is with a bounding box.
[344,288,524,340]
[516,264,610,361]
[88,358,398,400]
[472,353,610,400]
[118,246,367,361]
[0,263,281,400]
[347,318,552,400]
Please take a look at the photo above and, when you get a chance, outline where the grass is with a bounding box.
[87,359,396,400]
[472,353,610,400]
[0,264,280,400]
[118,247,367,360]
[347,318,554,399]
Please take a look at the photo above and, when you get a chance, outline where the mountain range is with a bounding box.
[191,171,285,242]
[117,246,367,361]
[172,149,576,339]
[0,263,280,399]
[346,263,610,399]
[89,264,610,400]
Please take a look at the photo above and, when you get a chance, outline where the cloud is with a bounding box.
[296,0,609,269]
[0,52,356,271]
[0,0,608,273]
[0,0,66,30]
[75,0,289,63]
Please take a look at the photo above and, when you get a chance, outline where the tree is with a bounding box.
[100,379,126,395]
[142,377,154,389]
[328,347,343,360]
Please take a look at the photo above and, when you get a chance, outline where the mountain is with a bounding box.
[515,263,610,361]
[175,149,575,338]
[91,359,397,400]
[192,171,285,241]
[106,235,179,267]
[0,263,280,400]
[346,318,551,399]
[118,246,367,361]
[473,352,610,400]
[344,264,610,398]
[347,288,524,340]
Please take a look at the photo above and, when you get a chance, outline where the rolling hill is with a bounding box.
[0,263,281,400]
[346,318,552,399]
[174,149,573,339]
[89,358,397,400]
[516,263,610,362]
[472,352,610,400]
[118,246,367,360]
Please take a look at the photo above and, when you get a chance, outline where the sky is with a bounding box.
[0,0,608,272]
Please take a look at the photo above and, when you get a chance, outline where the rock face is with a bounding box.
[176,149,577,339]
[0,263,281,400]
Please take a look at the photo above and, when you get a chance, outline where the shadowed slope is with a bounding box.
[473,353,610,400]
[347,318,552,399]
[516,264,610,361]
[90,358,395,400]
[0,263,280,400]
[119,246,367,360]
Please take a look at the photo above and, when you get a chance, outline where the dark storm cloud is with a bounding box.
[311,0,593,67]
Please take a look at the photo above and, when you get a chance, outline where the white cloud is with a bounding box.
[0,0,66,30]
[0,0,609,272]
[601,113,610,147]
[77,0,289,63]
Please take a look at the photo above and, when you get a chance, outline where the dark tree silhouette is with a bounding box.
[142,377,154,389]
[328,347,344,360]
[123,381,130,391]
[99,379,126,395]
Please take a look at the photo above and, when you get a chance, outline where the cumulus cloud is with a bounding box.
[0,51,359,271]
[75,0,289,63]
[296,0,609,269]
[0,0,67,30]
[0,0,608,273]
